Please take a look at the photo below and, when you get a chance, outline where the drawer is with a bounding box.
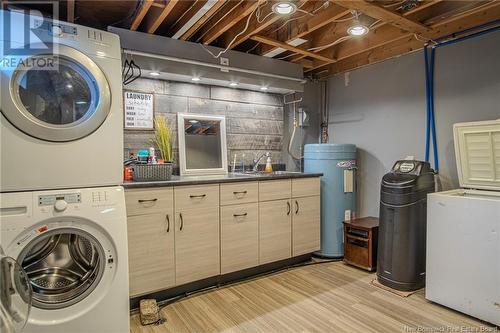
[220,203,259,274]
[125,188,173,216]
[258,179,291,201]
[220,182,258,206]
[292,177,320,198]
[174,184,219,211]
[344,235,369,268]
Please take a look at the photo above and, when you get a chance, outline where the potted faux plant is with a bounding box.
[152,115,173,179]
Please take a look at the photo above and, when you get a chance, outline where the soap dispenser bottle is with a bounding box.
[265,156,273,173]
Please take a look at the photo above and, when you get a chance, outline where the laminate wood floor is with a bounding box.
[130,262,495,333]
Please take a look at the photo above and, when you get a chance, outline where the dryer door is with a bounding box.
[0,246,32,333]
[1,43,111,142]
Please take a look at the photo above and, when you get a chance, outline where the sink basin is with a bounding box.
[234,171,302,177]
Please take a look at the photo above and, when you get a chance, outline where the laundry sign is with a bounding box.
[124,91,154,130]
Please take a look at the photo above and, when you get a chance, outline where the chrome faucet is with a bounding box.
[252,152,270,172]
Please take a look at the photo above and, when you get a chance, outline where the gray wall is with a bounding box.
[124,78,284,169]
[328,30,500,217]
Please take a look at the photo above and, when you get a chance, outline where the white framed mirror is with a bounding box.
[177,113,228,176]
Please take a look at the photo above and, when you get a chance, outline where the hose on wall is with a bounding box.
[424,45,439,173]
[423,19,500,173]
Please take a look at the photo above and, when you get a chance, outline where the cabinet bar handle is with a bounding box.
[295,200,299,214]
[179,213,183,231]
[287,201,291,215]
[165,214,170,233]
[138,198,158,203]
[233,213,248,217]
[233,191,247,195]
[189,194,206,199]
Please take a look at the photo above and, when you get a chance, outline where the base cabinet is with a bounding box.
[259,199,292,264]
[221,203,259,274]
[128,213,175,296]
[292,196,321,256]
[126,177,321,297]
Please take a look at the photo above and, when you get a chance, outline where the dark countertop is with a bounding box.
[123,172,323,189]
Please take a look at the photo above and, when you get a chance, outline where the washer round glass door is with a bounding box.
[17,228,105,310]
[1,44,111,142]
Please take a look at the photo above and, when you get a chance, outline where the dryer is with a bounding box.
[0,10,123,192]
[0,186,129,333]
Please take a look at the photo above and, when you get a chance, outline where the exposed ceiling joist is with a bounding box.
[321,1,500,76]
[333,0,433,37]
[179,0,227,40]
[130,0,154,31]
[258,5,352,56]
[251,35,336,63]
[224,0,309,50]
[146,0,180,34]
[170,0,209,38]
[201,0,259,45]
[67,0,75,23]
[295,0,442,69]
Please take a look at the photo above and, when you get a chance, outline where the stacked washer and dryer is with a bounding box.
[0,10,129,333]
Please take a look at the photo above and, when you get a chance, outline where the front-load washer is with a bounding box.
[0,186,129,333]
[0,10,123,192]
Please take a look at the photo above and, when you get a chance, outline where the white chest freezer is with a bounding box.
[426,119,500,326]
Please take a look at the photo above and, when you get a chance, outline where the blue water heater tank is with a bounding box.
[304,144,357,258]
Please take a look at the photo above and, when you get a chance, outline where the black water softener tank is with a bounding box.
[377,160,435,291]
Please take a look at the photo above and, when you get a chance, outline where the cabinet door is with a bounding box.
[220,203,259,274]
[292,196,320,256]
[127,212,175,296]
[259,199,291,264]
[175,207,220,285]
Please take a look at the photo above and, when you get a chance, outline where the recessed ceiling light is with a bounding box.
[149,71,160,76]
[272,2,297,15]
[191,77,201,82]
[229,82,238,87]
[260,86,268,91]
[347,22,369,36]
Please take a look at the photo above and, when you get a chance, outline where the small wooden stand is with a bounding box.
[343,217,379,271]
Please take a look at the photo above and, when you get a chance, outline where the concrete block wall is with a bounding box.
[123,78,285,169]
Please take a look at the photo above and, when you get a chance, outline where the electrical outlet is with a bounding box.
[220,57,229,66]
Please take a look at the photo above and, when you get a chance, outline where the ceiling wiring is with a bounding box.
[307,35,351,52]
[246,41,261,53]
[201,0,264,58]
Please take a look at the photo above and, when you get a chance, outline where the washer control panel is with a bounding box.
[38,193,81,206]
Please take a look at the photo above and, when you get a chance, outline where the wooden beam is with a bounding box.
[200,0,259,44]
[321,2,500,76]
[179,0,227,40]
[169,0,208,37]
[146,0,180,34]
[333,0,433,36]
[67,0,75,23]
[130,0,154,31]
[297,0,442,69]
[224,0,309,50]
[251,35,336,63]
[258,5,351,56]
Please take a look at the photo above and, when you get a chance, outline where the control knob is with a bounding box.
[54,199,68,212]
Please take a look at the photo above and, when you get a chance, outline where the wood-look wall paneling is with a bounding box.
[124,78,285,166]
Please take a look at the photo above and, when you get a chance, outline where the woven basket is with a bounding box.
[133,163,173,181]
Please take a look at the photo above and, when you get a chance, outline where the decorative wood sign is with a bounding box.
[124,91,154,130]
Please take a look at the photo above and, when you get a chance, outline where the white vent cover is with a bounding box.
[454,119,500,191]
